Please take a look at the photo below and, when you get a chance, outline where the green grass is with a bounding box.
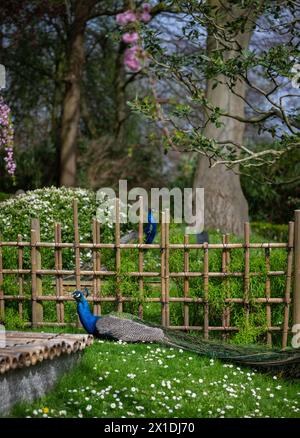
[10,341,300,419]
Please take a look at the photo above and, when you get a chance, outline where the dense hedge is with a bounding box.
[251,222,288,242]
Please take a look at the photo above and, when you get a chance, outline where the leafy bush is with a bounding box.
[0,186,119,244]
[251,222,288,242]
[241,142,300,223]
[0,192,10,203]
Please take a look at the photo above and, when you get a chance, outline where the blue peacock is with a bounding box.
[120,209,157,244]
[72,211,300,378]
[73,288,300,378]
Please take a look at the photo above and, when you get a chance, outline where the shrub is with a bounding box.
[251,222,288,242]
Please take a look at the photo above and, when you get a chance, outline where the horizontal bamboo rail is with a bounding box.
[0,199,298,347]
[0,242,289,249]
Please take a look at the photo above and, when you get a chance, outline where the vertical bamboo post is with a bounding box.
[115,198,122,312]
[282,221,294,349]
[222,234,231,339]
[221,234,227,339]
[96,221,101,314]
[55,223,64,323]
[18,234,24,319]
[73,200,81,291]
[58,224,64,322]
[203,242,209,339]
[265,247,272,346]
[165,209,170,327]
[92,219,101,316]
[244,222,250,323]
[184,234,189,329]
[225,234,231,331]
[0,236,4,320]
[31,219,43,327]
[293,210,300,326]
[138,196,144,319]
[161,211,166,326]
[226,233,231,266]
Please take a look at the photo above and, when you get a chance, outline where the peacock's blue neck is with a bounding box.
[77,299,101,334]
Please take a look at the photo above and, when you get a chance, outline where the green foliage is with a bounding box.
[241,143,300,223]
[251,223,288,242]
[1,307,26,330]
[0,192,10,202]
[140,0,300,174]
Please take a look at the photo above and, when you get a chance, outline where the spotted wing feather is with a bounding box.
[95,315,165,343]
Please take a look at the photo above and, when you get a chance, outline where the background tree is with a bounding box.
[134,0,300,233]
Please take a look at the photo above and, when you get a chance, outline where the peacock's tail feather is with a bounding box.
[109,312,300,379]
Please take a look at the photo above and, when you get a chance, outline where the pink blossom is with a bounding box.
[124,46,141,72]
[143,3,151,13]
[140,11,151,23]
[116,10,137,26]
[125,57,141,72]
[0,97,15,176]
[122,32,139,44]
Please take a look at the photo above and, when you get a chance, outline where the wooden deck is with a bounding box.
[0,331,94,374]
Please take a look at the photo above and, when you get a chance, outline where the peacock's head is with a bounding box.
[72,288,89,303]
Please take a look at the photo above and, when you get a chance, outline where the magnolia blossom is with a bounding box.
[0,97,16,176]
[122,32,139,44]
[116,10,137,26]
[124,46,141,72]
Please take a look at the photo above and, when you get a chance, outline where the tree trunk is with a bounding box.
[59,1,94,187]
[193,1,252,235]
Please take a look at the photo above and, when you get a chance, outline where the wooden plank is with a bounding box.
[17,234,24,319]
[225,234,231,331]
[138,196,144,319]
[184,234,189,328]
[165,209,170,327]
[244,222,250,322]
[203,242,209,339]
[55,223,64,323]
[265,247,272,346]
[92,219,101,316]
[0,241,289,249]
[161,211,166,326]
[115,198,122,312]
[294,210,300,326]
[73,200,81,328]
[282,221,294,349]
[73,199,81,291]
[221,234,227,339]
[31,219,43,327]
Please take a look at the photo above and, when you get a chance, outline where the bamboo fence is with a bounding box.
[0,199,299,349]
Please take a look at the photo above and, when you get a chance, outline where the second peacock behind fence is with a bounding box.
[72,288,300,379]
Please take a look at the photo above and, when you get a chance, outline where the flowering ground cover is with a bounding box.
[10,341,300,418]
